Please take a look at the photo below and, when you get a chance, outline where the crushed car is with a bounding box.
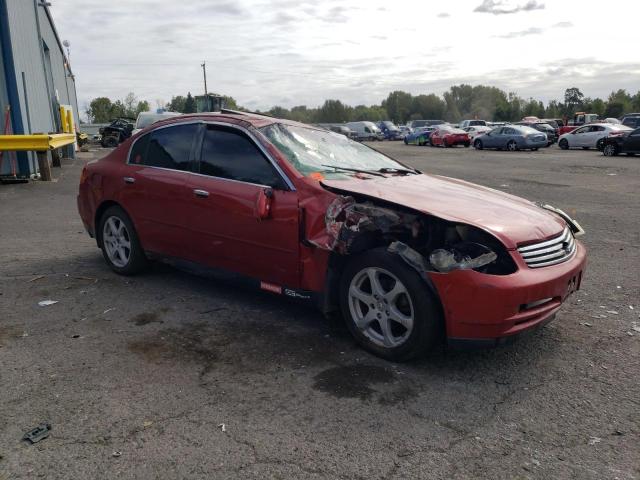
[77,111,587,361]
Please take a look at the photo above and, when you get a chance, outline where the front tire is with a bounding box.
[507,140,517,151]
[98,206,148,275]
[596,138,604,151]
[474,139,483,150]
[339,248,442,361]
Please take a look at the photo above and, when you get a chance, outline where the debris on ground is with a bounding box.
[103,308,115,314]
[22,422,51,444]
[143,420,153,428]
[112,451,122,458]
[218,423,226,433]
[588,436,602,445]
[27,275,45,283]
[579,322,593,327]
[37,300,58,307]
[606,310,619,315]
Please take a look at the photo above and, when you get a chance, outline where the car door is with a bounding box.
[118,123,200,259]
[485,128,502,148]
[624,128,640,152]
[184,123,300,288]
[571,126,589,147]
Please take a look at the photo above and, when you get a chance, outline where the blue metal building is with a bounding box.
[0,0,79,177]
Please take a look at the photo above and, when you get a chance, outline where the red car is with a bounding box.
[77,112,587,361]
[430,126,471,147]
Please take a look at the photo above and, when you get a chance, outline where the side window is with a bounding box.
[129,133,150,165]
[199,127,283,187]
[364,127,371,133]
[630,128,640,136]
[143,124,198,171]
[575,127,587,134]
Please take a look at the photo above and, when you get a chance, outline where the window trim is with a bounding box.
[126,120,296,191]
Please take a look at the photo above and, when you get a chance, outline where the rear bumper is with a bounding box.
[428,241,586,342]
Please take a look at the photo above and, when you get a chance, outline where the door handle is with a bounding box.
[193,189,209,198]
[123,177,135,184]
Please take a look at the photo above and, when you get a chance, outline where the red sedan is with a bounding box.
[430,126,471,147]
[77,112,586,361]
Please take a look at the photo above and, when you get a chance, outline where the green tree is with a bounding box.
[167,95,187,112]
[382,91,413,123]
[86,97,113,123]
[564,87,584,114]
[317,99,349,123]
[184,93,196,113]
[135,100,150,117]
[410,94,446,121]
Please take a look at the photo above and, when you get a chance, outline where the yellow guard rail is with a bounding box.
[0,133,76,151]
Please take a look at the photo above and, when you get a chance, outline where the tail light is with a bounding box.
[608,131,625,137]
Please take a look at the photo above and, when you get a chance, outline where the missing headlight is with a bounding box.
[429,242,497,273]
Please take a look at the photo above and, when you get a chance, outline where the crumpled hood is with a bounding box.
[321,173,566,249]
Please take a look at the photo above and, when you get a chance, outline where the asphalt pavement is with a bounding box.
[0,143,638,479]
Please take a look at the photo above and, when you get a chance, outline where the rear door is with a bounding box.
[184,123,300,287]
[119,123,200,259]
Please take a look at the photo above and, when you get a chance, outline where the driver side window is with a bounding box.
[198,126,285,188]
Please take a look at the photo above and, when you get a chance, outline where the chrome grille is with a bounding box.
[517,228,576,268]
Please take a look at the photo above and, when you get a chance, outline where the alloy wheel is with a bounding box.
[507,140,517,151]
[348,267,414,348]
[603,144,616,157]
[102,216,132,268]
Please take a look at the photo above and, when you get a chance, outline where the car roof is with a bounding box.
[145,110,312,131]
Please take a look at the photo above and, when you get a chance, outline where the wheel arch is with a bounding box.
[321,245,445,323]
[94,200,126,247]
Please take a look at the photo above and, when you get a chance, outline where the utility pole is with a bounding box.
[201,61,208,111]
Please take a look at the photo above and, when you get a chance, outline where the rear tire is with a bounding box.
[474,139,483,150]
[603,144,618,157]
[339,248,443,361]
[98,205,148,275]
[559,138,569,150]
[531,147,539,151]
[507,140,517,151]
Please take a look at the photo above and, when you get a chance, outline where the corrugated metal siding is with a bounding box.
[6,0,53,134]
[0,31,8,133]
[37,5,80,127]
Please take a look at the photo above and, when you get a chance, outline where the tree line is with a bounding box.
[86,85,640,125]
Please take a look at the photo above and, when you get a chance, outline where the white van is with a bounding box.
[132,111,182,135]
[345,121,384,141]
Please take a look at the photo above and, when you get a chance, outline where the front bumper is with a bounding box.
[428,240,586,342]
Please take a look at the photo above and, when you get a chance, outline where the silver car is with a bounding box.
[473,125,547,151]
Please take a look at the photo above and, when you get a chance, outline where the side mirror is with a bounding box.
[255,187,273,220]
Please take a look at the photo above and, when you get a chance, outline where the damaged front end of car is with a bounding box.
[306,194,519,317]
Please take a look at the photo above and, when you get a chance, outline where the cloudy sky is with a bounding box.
[50,0,640,112]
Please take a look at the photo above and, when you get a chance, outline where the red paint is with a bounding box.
[77,112,587,345]
[430,129,470,147]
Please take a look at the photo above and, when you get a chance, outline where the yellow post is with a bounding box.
[59,105,68,132]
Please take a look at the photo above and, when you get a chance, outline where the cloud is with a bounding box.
[474,0,544,15]
[494,21,572,39]
[437,12,450,18]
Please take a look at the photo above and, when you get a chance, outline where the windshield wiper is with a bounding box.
[321,164,386,177]
[376,167,419,175]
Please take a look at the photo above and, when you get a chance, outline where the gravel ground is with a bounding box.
[0,144,638,479]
